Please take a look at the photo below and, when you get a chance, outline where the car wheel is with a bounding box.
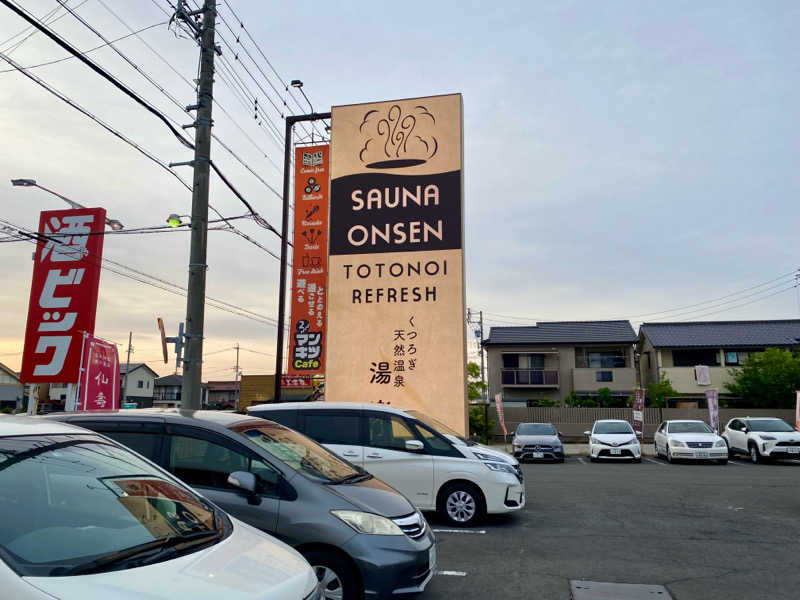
[303,549,361,600]
[749,443,761,464]
[633,457,642,463]
[723,439,732,456]
[717,459,728,465]
[666,446,673,463]
[557,456,565,463]
[439,482,485,527]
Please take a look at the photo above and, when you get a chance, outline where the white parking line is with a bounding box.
[728,459,752,466]
[643,457,665,465]
[436,570,467,577]
[432,529,486,534]
[577,457,587,464]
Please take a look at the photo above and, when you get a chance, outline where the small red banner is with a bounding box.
[287,144,329,376]
[78,334,119,411]
[281,374,311,388]
[20,208,106,383]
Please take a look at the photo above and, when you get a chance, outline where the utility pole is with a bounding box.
[122,331,133,405]
[177,0,216,410]
[468,308,489,443]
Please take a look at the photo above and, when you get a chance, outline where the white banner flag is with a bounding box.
[706,388,719,432]
[495,392,507,436]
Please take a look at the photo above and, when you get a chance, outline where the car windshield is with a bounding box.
[668,422,712,434]
[232,421,359,482]
[0,434,222,577]
[405,410,472,444]
[747,419,796,432]
[517,423,556,436]
[594,422,634,434]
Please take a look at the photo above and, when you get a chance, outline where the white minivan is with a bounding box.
[0,417,320,600]
[248,402,524,527]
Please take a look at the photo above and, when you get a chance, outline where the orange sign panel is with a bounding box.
[287,144,329,376]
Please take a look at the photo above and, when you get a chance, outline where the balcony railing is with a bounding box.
[501,369,559,386]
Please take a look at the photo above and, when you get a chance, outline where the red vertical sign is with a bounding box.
[795,391,800,432]
[78,335,119,411]
[288,145,329,376]
[20,208,106,383]
[632,388,644,437]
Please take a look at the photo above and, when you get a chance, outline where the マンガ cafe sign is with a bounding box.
[326,93,468,435]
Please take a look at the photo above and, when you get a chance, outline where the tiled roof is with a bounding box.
[206,380,238,391]
[154,374,182,387]
[640,320,800,348]
[483,321,637,346]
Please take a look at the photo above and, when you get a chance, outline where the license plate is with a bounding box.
[533,452,544,459]
[788,448,799,454]
[696,451,709,458]
[429,544,437,571]
[610,448,621,455]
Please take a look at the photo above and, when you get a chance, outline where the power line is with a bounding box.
[0,0,88,53]
[0,0,194,148]
[1,218,281,328]
[0,22,167,73]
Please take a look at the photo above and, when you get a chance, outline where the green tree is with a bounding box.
[466,361,487,401]
[647,373,678,408]
[726,348,800,408]
[596,387,613,406]
[469,405,494,441]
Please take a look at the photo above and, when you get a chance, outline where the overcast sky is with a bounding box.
[1,0,798,380]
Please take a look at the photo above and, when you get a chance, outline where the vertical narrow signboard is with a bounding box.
[796,391,800,432]
[495,392,507,438]
[20,208,106,383]
[632,388,644,438]
[326,94,467,434]
[706,388,719,433]
[288,144,329,376]
[77,334,120,411]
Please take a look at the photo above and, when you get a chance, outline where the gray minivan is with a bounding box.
[44,409,435,600]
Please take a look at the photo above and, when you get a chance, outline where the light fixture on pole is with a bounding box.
[273,102,331,404]
[290,79,314,113]
[11,178,124,230]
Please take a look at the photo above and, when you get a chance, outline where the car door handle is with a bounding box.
[366,453,382,459]
[342,451,358,457]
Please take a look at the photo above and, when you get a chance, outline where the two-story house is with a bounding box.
[638,319,800,402]
[483,321,638,406]
[120,363,159,408]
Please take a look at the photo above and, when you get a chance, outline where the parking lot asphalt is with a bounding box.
[421,455,800,600]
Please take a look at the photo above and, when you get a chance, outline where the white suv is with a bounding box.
[721,417,800,463]
[585,419,642,462]
[248,402,524,527]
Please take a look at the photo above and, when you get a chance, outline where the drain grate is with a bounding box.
[570,581,672,600]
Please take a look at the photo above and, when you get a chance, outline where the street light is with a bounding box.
[10,178,124,230]
[289,79,314,113]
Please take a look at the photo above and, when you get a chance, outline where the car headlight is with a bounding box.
[669,440,686,447]
[331,510,403,535]
[759,435,776,441]
[512,441,523,449]
[714,439,726,447]
[626,438,639,446]
[483,461,518,475]
[590,437,599,445]
[473,451,510,463]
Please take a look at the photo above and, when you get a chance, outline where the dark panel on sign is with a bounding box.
[330,170,461,255]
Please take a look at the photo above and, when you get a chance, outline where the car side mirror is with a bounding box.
[557,431,563,437]
[228,470,257,494]
[405,439,424,452]
[742,428,748,434]
[583,430,591,436]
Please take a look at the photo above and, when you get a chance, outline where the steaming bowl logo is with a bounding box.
[358,104,438,169]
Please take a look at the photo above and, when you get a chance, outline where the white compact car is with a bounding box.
[248,402,524,527]
[585,419,641,462]
[0,417,320,600]
[653,420,728,464]
[721,417,800,463]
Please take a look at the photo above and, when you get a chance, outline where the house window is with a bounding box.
[576,348,627,368]
[672,349,720,367]
[724,349,760,366]
[137,380,144,389]
[596,371,613,382]
[147,380,150,389]
[502,354,518,369]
